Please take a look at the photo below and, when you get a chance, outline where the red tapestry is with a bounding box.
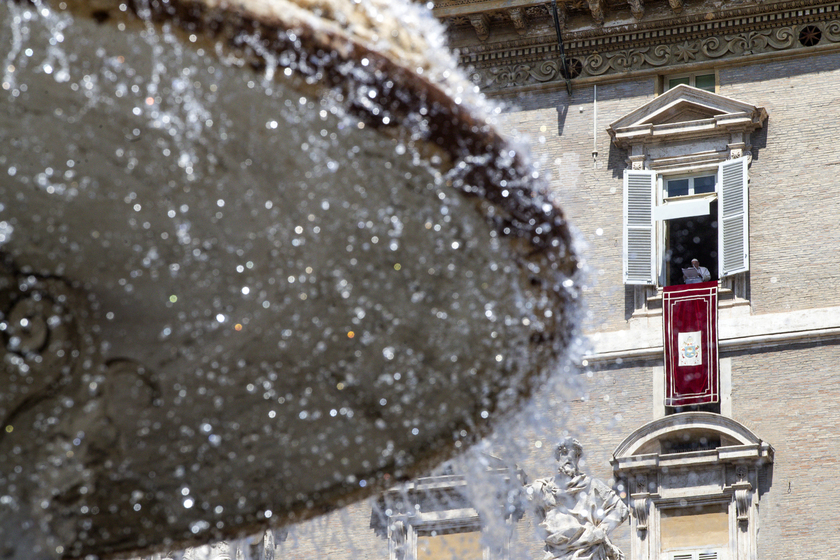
[663,282,719,407]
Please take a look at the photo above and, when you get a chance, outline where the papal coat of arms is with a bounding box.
[678,331,702,366]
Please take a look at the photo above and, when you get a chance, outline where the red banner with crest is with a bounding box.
[663,282,719,407]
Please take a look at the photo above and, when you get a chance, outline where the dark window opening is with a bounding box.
[660,434,722,454]
[664,204,718,286]
[667,401,721,415]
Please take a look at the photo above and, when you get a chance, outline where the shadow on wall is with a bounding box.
[557,103,568,136]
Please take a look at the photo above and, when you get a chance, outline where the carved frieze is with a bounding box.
[459,2,840,92]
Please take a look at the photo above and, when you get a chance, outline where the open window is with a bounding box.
[623,157,748,287]
[608,85,766,307]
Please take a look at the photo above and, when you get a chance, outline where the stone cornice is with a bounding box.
[582,304,840,365]
[449,0,840,93]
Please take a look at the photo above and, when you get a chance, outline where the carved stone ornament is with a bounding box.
[632,496,649,531]
[553,4,567,31]
[588,0,606,25]
[509,7,528,35]
[470,13,491,40]
[628,0,645,21]
[465,3,840,91]
[734,466,752,523]
[630,156,646,170]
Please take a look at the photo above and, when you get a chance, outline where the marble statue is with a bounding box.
[526,438,629,560]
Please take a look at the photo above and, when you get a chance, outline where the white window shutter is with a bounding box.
[718,156,749,277]
[670,552,720,560]
[623,170,656,285]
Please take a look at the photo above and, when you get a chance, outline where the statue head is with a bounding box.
[554,437,582,477]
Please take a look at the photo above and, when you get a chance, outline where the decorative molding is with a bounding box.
[509,7,528,35]
[733,466,751,523]
[606,84,767,151]
[632,495,649,531]
[612,413,773,560]
[588,0,606,25]
[454,1,840,91]
[470,13,491,40]
[628,0,644,21]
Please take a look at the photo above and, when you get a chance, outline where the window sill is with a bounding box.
[631,285,749,320]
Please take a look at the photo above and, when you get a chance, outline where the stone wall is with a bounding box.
[495,49,840,332]
[729,343,840,559]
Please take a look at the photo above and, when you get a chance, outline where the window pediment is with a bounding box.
[612,413,773,560]
[607,85,767,150]
[612,412,772,463]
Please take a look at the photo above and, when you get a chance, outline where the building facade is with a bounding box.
[426,0,840,558]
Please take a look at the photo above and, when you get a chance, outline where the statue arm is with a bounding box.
[525,478,556,516]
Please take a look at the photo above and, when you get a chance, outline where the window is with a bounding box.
[663,72,716,93]
[372,459,522,560]
[608,83,766,307]
[661,504,729,560]
[612,413,774,560]
[417,530,484,560]
[623,157,748,287]
[665,175,715,197]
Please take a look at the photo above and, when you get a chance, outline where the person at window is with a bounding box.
[683,258,711,284]
[525,437,629,560]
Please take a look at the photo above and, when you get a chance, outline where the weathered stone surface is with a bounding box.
[0,0,578,558]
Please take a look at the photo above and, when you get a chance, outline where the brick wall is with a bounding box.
[497,78,655,333]
[496,50,840,330]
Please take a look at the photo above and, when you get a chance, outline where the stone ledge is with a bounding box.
[583,304,840,364]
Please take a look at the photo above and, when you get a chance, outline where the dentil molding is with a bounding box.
[451,0,840,91]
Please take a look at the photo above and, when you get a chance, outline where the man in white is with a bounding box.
[684,258,711,284]
[526,438,629,560]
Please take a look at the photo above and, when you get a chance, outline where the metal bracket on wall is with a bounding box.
[550,0,573,96]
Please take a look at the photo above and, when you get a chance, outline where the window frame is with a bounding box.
[659,71,719,94]
[612,413,774,560]
[373,467,522,560]
[622,157,749,288]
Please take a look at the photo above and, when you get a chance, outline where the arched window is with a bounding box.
[612,413,773,560]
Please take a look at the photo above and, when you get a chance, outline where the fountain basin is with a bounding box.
[0,0,577,557]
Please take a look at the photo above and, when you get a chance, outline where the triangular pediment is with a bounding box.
[607,84,767,148]
[651,103,725,125]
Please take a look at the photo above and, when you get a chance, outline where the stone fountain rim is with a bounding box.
[3,0,579,555]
